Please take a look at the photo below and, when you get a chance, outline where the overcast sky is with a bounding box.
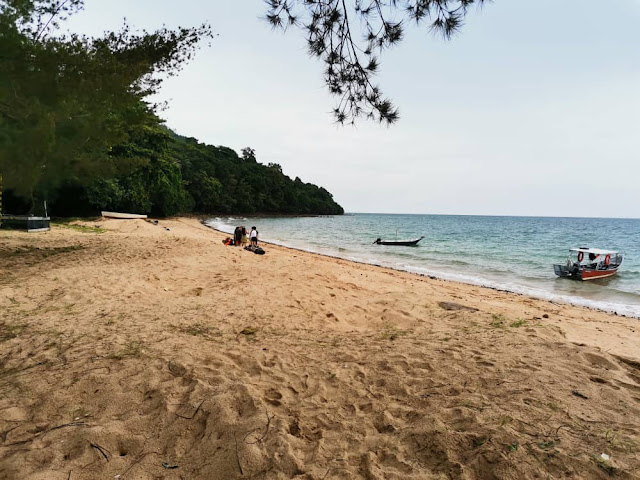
[66,1,640,218]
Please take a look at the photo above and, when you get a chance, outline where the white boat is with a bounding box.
[101,211,148,219]
[554,247,623,281]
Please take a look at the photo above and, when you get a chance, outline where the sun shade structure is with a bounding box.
[569,248,619,256]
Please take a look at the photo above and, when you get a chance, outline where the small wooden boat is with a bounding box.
[101,211,148,219]
[554,247,623,281]
[374,236,424,246]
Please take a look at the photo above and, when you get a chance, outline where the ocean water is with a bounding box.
[205,214,640,318]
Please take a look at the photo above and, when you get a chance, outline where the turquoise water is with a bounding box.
[205,214,640,317]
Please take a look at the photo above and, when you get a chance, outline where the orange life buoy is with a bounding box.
[605,254,611,265]
[577,251,584,262]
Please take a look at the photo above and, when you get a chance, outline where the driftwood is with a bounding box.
[175,399,205,420]
[89,442,110,462]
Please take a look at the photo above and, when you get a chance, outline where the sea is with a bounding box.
[204,214,640,318]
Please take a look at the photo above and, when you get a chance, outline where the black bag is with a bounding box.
[254,247,265,255]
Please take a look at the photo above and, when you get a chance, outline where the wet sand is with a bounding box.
[1,217,639,479]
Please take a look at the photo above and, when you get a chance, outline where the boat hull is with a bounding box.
[554,264,619,281]
[375,236,424,246]
[581,268,619,280]
[378,240,420,246]
[101,211,148,219]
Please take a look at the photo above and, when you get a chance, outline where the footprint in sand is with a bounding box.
[589,376,608,384]
[265,388,283,406]
[476,360,495,367]
[184,287,203,296]
[582,352,619,370]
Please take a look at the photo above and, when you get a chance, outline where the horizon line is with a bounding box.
[345,212,640,221]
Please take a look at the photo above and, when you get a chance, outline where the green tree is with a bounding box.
[0,0,211,211]
[241,147,257,162]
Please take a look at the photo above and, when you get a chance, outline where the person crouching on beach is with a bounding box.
[250,226,259,247]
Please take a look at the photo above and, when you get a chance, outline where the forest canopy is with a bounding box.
[0,0,211,205]
[3,123,344,217]
[0,0,343,217]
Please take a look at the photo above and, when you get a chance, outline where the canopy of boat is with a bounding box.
[569,248,619,255]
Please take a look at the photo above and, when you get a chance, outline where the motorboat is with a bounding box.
[554,247,623,281]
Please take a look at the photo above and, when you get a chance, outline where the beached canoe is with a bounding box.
[101,211,148,219]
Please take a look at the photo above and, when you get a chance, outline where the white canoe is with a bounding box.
[101,211,148,219]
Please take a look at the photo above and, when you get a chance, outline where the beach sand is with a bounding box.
[1,217,639,479]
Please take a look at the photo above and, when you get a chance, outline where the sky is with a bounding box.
[65,1,640,218]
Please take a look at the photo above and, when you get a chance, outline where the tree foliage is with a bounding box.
[265,0,486,124]
[0,0,212,207]
[171,134,343,215]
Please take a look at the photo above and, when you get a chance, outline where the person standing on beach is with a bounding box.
[241,227,248,247]
[250,226,259,247]
[234,226,242,247]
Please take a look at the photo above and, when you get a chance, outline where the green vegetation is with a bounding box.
[594,456,618,475]
[490,314,506,329]
[380,323,411,341]
[472,436,487,448]
[489,314,535,330]
[509,319,528,328]
[537,440,555,450]
[174,322,220,339]
[109,340,143,359]
[6,126,343,217]
[0,322,27,341]
[0,1,343,218]
[55,223,104,234]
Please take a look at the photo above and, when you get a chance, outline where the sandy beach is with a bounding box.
[1,217,639,479]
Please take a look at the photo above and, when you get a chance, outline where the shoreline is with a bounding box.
[2,217,639,478]
[201,220,639,320]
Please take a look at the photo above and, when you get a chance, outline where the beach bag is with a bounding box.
[254,247,265,255]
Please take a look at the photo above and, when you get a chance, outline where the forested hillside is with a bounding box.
[3,124,344,217]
